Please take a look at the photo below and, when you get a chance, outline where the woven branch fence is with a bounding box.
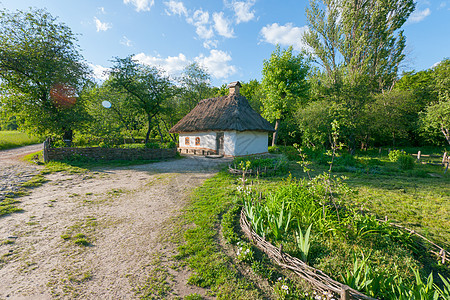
[377,217,449,265]
[239,209,376,300]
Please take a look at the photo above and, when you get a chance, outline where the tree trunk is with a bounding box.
[145,115,153,144]
[272,119,281,147]
[161,118,176,143]
[441,125,450,145]
[155,116,164,143]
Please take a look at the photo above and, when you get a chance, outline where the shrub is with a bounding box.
[397,154,415,170]
[388,150,415,170]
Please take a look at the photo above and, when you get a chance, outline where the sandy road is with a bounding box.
[0,147,230,299]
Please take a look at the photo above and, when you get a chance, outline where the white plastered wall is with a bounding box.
[234,131,268,156]
[223,131,236,156]
[179,132,216,150]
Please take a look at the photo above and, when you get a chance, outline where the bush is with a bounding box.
[388,150,415,170]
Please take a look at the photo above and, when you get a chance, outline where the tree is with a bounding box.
[365,90,420,146]
[108,56,173,143]
[179,63,214,114]
[261,46,309,146]
[302,0,415,150]
[82,81,144,143]
[0,8,88,140]
[304,0,415,93]
[420,59,450,145]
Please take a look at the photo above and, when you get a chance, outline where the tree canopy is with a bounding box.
[261,46,309,146]
[0,7,89,140]
[108,56,174,143]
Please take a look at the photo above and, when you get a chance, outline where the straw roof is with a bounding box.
[169,92,275,133]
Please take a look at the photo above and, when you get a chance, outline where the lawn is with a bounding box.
[0,130,41,150]
[174,149,450,299]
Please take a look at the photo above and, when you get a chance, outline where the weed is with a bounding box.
[184,293,203,300]
[73,238,90,247]
[60,234,71,240]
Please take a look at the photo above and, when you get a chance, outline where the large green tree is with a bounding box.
[179,63,214,114]
[420,59,450,145]
[109,56,173,143]
[261,46,309,146]
[0,8,88,141]
[304,0,415,93]
[301,0,415,150]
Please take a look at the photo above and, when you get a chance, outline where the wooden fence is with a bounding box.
[411,151,450,172]
[239,209,376,300]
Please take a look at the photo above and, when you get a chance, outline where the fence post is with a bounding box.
[417,150,421,162]
[443,152,448,166]
[340,285,351,300]
[43,139,49,163]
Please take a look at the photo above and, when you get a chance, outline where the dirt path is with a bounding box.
[0,148,230,299]
[0,144,43,200]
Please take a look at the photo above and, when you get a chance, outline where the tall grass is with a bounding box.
[0,131,41,150]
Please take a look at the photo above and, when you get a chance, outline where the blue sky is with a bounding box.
[1,0,449,86]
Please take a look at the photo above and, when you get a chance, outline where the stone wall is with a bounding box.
[44,146,177,162]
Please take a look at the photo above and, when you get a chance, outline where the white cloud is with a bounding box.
[89,64,110,81]
[94,17,112,32]
[408,8,431,23]
[164,0,188,17]
[195,49,237,79]
[123,0,154,12]
[187,9,214,40]
[120,36,133,47]
[133,52,189,76]
[98,7,106,14]
[132,50,236,80]
[213,12,235,38]
[431,61,442,68]
[233,0,256,24]
[439,2,447,9]
[260,23,309,51]
[203,40,218,49]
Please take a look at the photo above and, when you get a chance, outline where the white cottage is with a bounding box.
[169,81,275,157]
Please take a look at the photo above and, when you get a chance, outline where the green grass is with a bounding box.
[174,172,263,299]
[174,147,449,298]
[0,131,41,150]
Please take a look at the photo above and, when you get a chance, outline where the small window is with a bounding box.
[185,137,190,145]
[195,137,200,146]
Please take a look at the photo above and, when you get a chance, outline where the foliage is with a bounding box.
[231,156,289,175]
[304,0,414,93]
[0,7,89,140]
[178,62,214,115]
[366,90,422,146]
[261,46,310,146]
[81,81,144,142]
[389,150,415,170]
[108,56,174,143]
[240,166,449,299]
[420,60,450,146]
[295,224,312,263]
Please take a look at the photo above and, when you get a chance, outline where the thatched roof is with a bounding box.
[169,89,275,133]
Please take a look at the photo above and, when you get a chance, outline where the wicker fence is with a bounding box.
[239,209,376,300]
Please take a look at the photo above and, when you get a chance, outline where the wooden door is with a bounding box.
[216,132,224,155]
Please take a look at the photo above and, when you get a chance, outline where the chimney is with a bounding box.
[227,81,241,95]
